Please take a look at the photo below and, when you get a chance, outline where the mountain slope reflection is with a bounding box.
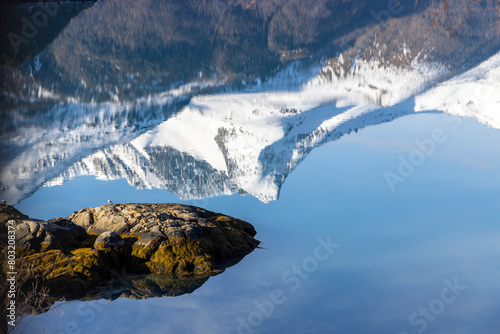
[54,92,425,203]
[0,88,199,204]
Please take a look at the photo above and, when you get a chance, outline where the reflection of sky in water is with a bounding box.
[15,113,500,334]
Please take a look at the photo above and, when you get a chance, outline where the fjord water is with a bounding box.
[2,0,500,333]
[15,113,500,334]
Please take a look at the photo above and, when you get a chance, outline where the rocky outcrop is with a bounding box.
[0,204,28,239]
[94,231,125,251]
[0,203,260,310]
[0,204,28,224]
[15,218,87,252]
[69,203,260,275]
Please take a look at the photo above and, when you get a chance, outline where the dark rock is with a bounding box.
[0,203,28,224]
[94,231,125,250]
[0,204,29,241]
[90,274,211,301]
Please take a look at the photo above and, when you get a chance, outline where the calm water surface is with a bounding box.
[14,113,500,334]
[3,1,500,333]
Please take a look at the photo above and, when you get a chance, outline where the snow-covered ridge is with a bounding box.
[308,48,448,107]
[3,48,500,204]
[57,89,417,202]
[52,50,500,202]
[415,52,500,129]
[0,80,219,204]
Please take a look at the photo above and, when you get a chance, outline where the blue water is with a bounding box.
[14,113,500,334]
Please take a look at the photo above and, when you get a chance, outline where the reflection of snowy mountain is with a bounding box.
[36,47,499,203]
[2,48,500,204]
[415,51,500,129]
[2,0,500,204]
[0,82,219,204]
[49,90,418,202]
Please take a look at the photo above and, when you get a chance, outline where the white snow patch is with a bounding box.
[415,51,500,129]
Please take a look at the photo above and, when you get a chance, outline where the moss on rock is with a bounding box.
[1,203,260,311]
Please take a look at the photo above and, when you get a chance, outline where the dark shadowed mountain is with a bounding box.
[3,0,498,104]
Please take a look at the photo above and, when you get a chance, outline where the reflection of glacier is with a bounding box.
[54,89,419,202]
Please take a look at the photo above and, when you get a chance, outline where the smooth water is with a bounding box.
[3,1,500,333]
[14,113,500,334]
